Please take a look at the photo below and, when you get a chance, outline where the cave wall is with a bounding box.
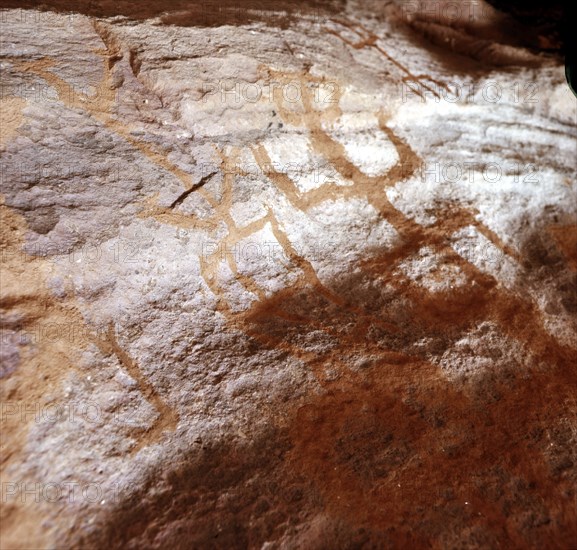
[0,1,576,548]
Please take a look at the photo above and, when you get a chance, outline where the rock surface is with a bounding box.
[1,1,576,548]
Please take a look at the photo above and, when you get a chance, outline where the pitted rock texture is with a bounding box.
[0,1,576,548]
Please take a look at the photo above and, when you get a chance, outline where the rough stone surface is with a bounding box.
[0,1,576,548]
